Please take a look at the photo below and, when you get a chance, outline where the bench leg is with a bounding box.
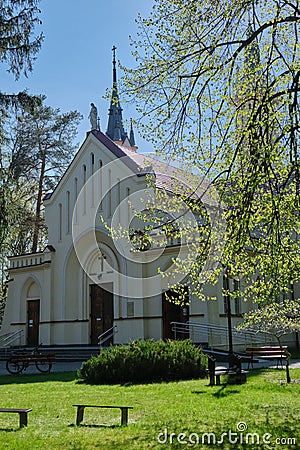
[235,373,244,385]
[209,371,215,386]
[216,375,221,386]
[120,408,128,426]
[241,373,247,384]
[19,412,28,428]
[76,406,85,426]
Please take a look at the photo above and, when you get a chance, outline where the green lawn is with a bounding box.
[0,368,299,449]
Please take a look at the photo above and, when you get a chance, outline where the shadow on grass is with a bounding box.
[0,427,19,432]
[0,371,77,385]
[212,385,240,398]
[68,423,119,429]
[191,383,241,397]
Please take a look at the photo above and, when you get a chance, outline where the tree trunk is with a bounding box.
[286,359,291,384]
[275,336,291,384]
[31,153,46,253]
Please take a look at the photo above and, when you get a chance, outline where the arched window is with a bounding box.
[58,203,62,241]
[91,153,95,207]
[108,169,112,217]
[83,164,87,214]
[127,187,131,224]
[74,177,78,223]
[117,178,121,221]
[99,160,103,210]
[66,190,70,233]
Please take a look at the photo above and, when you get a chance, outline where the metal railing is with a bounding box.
[0,329,23,348]
[0,329,24,360]
[171,321,269,350]
[98,325,118,349]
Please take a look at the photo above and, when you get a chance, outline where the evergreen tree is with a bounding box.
[6,100,82,252]
[0,0,43,99]
[0,0,43,250]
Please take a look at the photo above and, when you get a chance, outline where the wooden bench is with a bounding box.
[0,408,32,428]
[245,346,288,369]
[73,404,133,426]
[207,354,248,386]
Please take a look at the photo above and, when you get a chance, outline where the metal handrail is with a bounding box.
[98,325,118,349]
[171,321,269,348]
[0,329,23,348]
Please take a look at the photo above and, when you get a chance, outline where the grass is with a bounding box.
[0,368,299,449]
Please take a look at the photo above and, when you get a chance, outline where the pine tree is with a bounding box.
[0,0,43,249]
[7,100,82,252]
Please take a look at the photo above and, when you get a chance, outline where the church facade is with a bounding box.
[1,52,270,350]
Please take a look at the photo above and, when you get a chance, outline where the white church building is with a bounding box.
[1,51,280,351]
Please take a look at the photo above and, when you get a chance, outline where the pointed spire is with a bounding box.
[112,44,117,85]
[244,24,260,72]
[129,118,136,146]
[106,46,128,142]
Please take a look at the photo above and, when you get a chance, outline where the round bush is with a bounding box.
[78,339,207,384]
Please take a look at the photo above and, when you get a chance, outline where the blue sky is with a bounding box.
[2,0,154,151]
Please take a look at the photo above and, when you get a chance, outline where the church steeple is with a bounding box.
[106,46,128,142]
[129,118,136,146]
[244,24,260,73]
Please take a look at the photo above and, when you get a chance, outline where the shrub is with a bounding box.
[78,339,207,384]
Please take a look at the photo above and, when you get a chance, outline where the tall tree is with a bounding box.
[0,0,43,108]
[6,100,82,252]
[0,99,82,321]
[0,0,43,249]
[123,0,300,304]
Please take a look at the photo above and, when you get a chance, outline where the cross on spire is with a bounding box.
[106,45,128,142]
[104,46,137,149]
[112,45,117,83]
[112,45,117,62]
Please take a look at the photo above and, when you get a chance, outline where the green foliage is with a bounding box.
[0,100,82,319]
[238,300,300,340]
[78,339,207,384]
[0,100,82,255]
[0,0,44,255]
[0,0,43,112]
[123,0,300,304]
[0,0,43,79]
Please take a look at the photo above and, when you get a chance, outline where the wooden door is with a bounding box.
[27,300,40,346]
[162,288,189,340]
[90,284,113,345]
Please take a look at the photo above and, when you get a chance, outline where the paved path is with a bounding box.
[0,359,83,376]
[216,359,300,370]
[249,359,300,369]
[0,358,299,377]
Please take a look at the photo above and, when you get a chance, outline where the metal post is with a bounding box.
[224,268,234,367]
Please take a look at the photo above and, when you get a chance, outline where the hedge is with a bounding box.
[78,339,207,384]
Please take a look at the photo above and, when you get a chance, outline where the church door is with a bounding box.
[162,289,189,340]
[27,300,40,347]
[90,284,114,346]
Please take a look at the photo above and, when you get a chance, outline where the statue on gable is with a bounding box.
[89,102,98,130]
